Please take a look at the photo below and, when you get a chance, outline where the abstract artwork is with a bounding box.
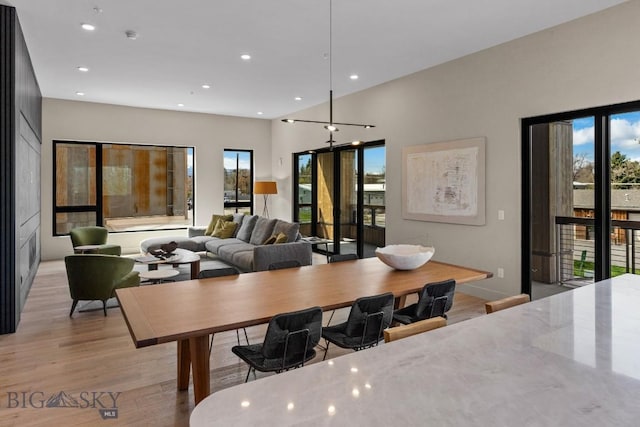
[402,137,486,225]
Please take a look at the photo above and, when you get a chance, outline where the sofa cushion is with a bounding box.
[228,249,255,272]
[249,217,277,245]
[189,235,214,252]
[273,220,300,244]
[205,238,245,254]
[217,242,256,259]
[205,214,233,235]
[236,215,258,242]
[212,219,238,239]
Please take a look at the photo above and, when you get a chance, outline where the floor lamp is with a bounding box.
[254,181,277,218]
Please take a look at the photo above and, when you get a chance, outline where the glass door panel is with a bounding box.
[296,153,313,236]
[363,145,386,257]
[316,152,335,255]
[609,111,640,276]
[529,118,595,295]
[339,149,358,256]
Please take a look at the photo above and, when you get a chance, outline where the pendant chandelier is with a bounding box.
[281,0,375,149]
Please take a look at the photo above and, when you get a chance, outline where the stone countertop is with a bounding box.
[191,274,640,426]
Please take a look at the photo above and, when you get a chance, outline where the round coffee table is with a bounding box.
[135,248,201,280]
[140,269,180,284]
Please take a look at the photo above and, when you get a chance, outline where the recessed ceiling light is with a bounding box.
[201,84,210,89]
[77,66,89,72]
[240,54,251,60]
[93,7,103,14]
[294,96,302,101]
[257,112,264,115]
[76,92,85,96]
[81,23,95,31]
[350,74,359,80]
[177,103,185,107]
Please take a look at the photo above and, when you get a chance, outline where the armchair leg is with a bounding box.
[102,300,108,316]
[69,300,79,318]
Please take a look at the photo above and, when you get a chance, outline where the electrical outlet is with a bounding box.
[497,268,504,278]
[498,210,505,220]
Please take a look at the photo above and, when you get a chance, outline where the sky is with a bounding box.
[573,111,640,162]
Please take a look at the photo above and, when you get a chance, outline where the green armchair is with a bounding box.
[69,226,121,256]
[65,254,140,317]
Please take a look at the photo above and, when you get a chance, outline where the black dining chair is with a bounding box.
[268,260,302,270]
[324,252,359,326]
[232,306,322,382]
[198,267,248,351]
[321,292,394,360]
[328,253,358,263]
[393,279,456,324]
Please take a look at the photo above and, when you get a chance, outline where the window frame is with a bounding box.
[53,140,194,236]
[223,149,254,214]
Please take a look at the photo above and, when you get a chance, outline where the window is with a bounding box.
[223,149,253,214]
[54,141,194,235]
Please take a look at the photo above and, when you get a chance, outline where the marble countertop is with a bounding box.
[191,274,640,426]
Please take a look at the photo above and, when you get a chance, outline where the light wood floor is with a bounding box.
[0,259,488,426]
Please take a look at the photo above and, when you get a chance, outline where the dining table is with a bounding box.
[190,273,640,426]
[115,256,492,404]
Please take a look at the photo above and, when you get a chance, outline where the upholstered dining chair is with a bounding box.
[198,267,248,350]
[383,316,447,343]
[69,226,121,256]
[321,292,394,360]
[393,279,456,324]
[484,294,530,314]
[65,254,140,317]
[232,306,322,383]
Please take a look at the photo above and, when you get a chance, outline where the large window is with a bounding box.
[54,141,194,235]
[223,149,253,214]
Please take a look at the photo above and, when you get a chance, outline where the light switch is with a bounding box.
[498,210,505,220]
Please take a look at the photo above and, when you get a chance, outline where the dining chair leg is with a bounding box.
[242,328,249,345]
[326,310,335,326]
[322,341,331,361]
[244,367,252,383]
[209,333,215,354]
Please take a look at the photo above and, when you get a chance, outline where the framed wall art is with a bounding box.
[402,137,486,225]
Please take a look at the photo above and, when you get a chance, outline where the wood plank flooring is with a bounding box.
[0,258,487,426]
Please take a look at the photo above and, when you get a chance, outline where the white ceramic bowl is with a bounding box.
[375,245,435,270]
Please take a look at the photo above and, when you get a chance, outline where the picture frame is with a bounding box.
[402,137,486,225]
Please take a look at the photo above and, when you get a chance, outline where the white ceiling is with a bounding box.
[6,0,626,119]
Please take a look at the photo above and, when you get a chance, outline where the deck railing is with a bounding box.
[555,216,640,285]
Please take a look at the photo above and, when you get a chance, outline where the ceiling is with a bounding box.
[5,0,626,119]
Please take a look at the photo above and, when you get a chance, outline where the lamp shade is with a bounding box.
[254,181,277,195]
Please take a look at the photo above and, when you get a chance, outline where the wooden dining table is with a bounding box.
[115,257,492,404]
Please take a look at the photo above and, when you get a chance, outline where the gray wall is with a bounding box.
[270,1,640,300]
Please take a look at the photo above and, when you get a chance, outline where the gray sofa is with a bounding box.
[140,214,312,272]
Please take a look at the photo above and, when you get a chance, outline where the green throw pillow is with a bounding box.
[262,235,277,245]
[274,232,288,244]
[205,214,233,236]
[212,219,238,239]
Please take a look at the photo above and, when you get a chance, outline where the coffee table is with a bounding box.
[135,248,201,280]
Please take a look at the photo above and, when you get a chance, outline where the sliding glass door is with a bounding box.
[522,101,640,296]
[293,141,385,258]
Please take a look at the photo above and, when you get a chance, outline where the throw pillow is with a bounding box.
[274,232,288,244]
[262,235,277,245]
[272,220,300,243]
[236,215,258,242]
[212,219,238,239]
[205,214,233,236]
[249,217,277,245]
